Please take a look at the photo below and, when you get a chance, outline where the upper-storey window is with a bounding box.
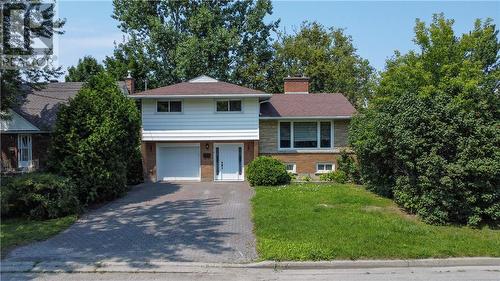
[216,100,242,112]
[279,121,332,149]
[157,101,182,113]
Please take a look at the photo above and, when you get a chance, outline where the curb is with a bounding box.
[1,258,499,273]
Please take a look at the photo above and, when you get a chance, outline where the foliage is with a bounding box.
[1,215,77,257]
[49,72,141,204]
[267,22,375,107]
[0,1,65,118]
[65,56,105,82]
[126,147,144,185]
[0,173,80,219]
[252,183,500,260]
[337,150,361,184]
[300,175,312,182]
[105,0,278,91]
[350,15,500,226]
[319,171,348,183]
[246,156,291,186]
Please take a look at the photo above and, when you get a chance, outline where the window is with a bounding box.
[279,121,333,149]
[316,163,334,173]
[320,122,331,148]
[294,122,317,148]
[216,100,242,112]
[279,122,291,148]
[285,163,296,174]
[157,101,182,113]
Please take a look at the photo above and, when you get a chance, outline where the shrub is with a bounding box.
[301,175,312,182]
[246,156,291,186]
[350,15,500,226]
[127,147,144,185]
[319,171,348,183]
[0,173,80,219]
[49,73,141,204]
[337,150,361,184]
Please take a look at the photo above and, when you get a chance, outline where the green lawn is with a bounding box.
[252,183,500,261]
[0,215,77,257]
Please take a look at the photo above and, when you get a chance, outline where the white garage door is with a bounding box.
[157,144,200,181]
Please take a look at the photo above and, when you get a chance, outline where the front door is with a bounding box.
[214,143,244,181]
[17,134,32,168]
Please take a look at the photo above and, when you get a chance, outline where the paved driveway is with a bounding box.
[5,182,257,263]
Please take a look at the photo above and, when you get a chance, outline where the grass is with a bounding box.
[252,183,500,261]
[0,215,77,257]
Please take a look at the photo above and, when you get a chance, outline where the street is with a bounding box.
[2,266,499,281]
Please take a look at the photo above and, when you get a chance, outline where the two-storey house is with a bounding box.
[131,75,356,182]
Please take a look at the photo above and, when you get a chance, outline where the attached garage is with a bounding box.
[156,143,200,181]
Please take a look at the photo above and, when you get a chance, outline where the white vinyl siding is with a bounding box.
[142,98,259,141]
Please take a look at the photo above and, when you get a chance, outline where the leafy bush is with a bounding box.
[337,150,361,184]
[350,15,500,226]
[49,73,141,204]
[0,173,80,219]
[246,156,291,186]
[319,171,348,183]
[127,147,144,185]
[301,175,312,182]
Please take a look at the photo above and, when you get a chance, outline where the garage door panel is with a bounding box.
[157,145,200,181]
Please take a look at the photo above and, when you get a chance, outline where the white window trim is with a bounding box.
[285,163,297,174]
[215,99,243,113]
[316,162,335,174]
[17,134,32,168]
[278,120,334,150]
[155,100,184,114]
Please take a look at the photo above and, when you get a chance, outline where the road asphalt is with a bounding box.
[2,265,499,281]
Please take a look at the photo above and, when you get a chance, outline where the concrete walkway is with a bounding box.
[4,182,257,263]
[1,259,500,281]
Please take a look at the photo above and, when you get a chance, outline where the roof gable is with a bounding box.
[0,109,39,132]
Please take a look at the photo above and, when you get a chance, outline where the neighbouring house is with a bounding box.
[130,75,356,182]
[0,80,132,172]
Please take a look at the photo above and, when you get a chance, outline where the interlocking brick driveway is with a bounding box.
[5,182,257,263]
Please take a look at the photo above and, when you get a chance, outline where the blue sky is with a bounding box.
[57,1,499,77]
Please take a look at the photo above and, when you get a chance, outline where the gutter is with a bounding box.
[259,116,353,120]
[129,94,272,99]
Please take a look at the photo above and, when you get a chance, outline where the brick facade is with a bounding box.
[142,140,258,182]
[261,152,342,179]
[284,77,309,93]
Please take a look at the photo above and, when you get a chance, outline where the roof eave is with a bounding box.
[129,93,272,99]
[259,115,353,120]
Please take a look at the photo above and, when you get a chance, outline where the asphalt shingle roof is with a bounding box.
[260,93,356,118]
[13,81,127,131]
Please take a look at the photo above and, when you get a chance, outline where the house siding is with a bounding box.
[141,98,260,141]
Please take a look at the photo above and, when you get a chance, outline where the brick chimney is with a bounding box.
[284,76,309,94]
[125,71,135,94]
